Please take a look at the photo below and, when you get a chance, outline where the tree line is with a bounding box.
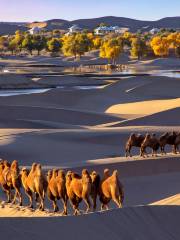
[0,30,179,63]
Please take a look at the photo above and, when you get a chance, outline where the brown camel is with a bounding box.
[21,162,38,208]
[33,164,46,211]
[0,160,12,203]
[66,171,82,215]
[159,132,170,154]
[174,132,180,154]
[140,133,160,157]
[48,169,68,215]
[125,133,145,157]
[2,160,22,206]
[66,169,92,215]
[166,132,179,154]
[99,169,124,210]
[90,171,101,211]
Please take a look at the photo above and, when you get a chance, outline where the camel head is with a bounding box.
[104,168,110,178]
[112,169,119,177]
[11,160,19,170]
[31,163,37,172]
[82,169,89,177]
[52,169,58,178]
[66,171,73,182]
[58,170,65,179]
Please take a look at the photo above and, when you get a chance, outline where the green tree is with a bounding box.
[22,35,34,55]
[8,38,17,55]
[47,38,62,55]
[32,35,46,55]
[0,36,8,54]
[130,37,148,59]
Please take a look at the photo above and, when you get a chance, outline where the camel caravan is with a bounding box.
[0,160,124,215]
[125,131,180,157]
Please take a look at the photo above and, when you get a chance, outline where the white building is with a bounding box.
[29,26,41,35]
[66,25,82,35]
[149,28,160,34]
[94,26,129,35]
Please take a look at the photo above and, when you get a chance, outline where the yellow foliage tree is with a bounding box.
[93,37,102,49]
[150,36,170,57]
[100,38,123,64]
[62,33,91,59]
[167,32,180,57]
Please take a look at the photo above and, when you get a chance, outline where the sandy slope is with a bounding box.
[0,206,179,240]
[106,98,180,116]
[0,57,179,239]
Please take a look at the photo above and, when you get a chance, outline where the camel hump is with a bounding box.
[72,172,81,179]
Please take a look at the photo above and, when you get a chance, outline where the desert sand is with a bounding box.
[0,56,179,239]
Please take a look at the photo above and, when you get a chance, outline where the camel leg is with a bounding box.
[73,204,80,216]
[5,189,12,203]
[38,194,44,211]
[12,190,18,205]
[91,193,97,211]
[113,197,122,208]
[84,197,91,213]
[101,203,105,211]
[172,145,177,154]
[61,197,68,215]
[26,190,33,208]
[14,187,22,206]
[52,199,59,212]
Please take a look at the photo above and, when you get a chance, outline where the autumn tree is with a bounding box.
[100,38,123,64]
[8,38,17,55]
[0,36,8,54]
[167,32,180,57]
[150,36,170,57]
[62,33,91,59]
[130,37,148,59]
[14,30,24,52]
[93,37,102,49]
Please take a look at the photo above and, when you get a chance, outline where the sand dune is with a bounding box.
[0,206,179,240]
[106,98,180,116]
[0,57,180,239]
[119,107,180,126]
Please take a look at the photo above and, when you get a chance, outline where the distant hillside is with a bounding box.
[0,16,179,35]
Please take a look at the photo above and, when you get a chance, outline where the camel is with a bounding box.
[125,133,145,157]
[2,160,22,206]
[140,133,160,157]
[33,164,47,211]
[47,170,53,183]
[0,160,12,203]
[66,171,82,215]
[21,162,38,209]
[166,132,179,154]
[174,132,180,154]
[99,169,124,210]
[65,169,92,215]
[48,169,68,215]
[159,132,170,154]
[90,171,101,211]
